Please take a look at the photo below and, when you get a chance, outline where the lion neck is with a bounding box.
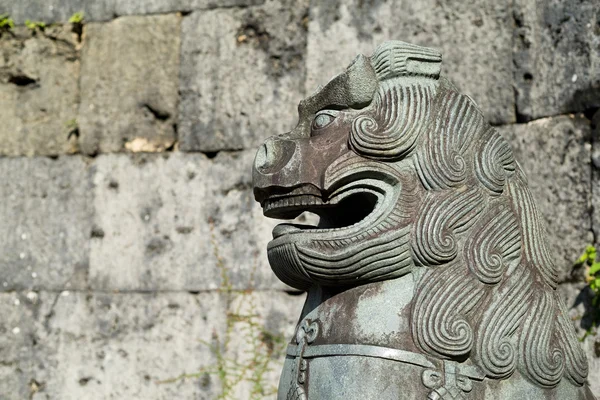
[296,272,420,353]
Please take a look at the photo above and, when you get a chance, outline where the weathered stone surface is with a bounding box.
[79,15,180,155]
[0,0,266,24]
[0,0,114,24]
[306,0,514,125]
[592,112,600,251]
[0,157,93,291]
[0,290,304,399]
[513,0,600,121]
[498,115,593,282]
[175,290,304,399]
[114,0,265,17]
[178,0,309,152]
[0,27,79,156]
[89,151,286,291]
[0,291,225,399]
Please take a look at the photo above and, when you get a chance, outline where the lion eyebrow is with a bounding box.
[316,104,348,112]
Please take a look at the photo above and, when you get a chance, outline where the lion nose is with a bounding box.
[253,137,300,204]
[254,137,295,175]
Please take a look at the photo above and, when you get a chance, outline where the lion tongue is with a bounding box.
[272,223,312,239]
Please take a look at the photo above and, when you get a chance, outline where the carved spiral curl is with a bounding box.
[349,82,433,159]
[507,170,558,288]
[475,128,515,195]
[414,91,486,190]
[519,291,565,387]
[475,268,533,379]
[555,292,588,386]
[412,263,485,358]
[412,187,485,266]
[464,201,521,284]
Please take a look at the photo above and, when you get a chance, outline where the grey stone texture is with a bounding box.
[306,0,515,125]
[178,0,309,152]
[513,0,600,121]
[89,151,284,291]
[78,15,181,155]
[0,0,265,24]
[0,156,93,291]
[114,0,265,17]
[0,290,304,399]
[0,0,115,24]
[0,26,79,156]
[592,111,600,254]
[499,115,593,282]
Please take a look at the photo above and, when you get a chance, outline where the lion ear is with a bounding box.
[370,41,442,80]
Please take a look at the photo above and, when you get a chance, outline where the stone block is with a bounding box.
[178,0,309,152]
[0,291,227,399]
[0,290,304,399]
[306,0,515,125]
[0,0,267,24]
[498,115,593,282]
[0,292,39,400]
[0,27,79,156]
[0,157,93,291]
[113,0,265,17]
[513,0,600,121]
[592,112,600,250]
[89,151,286,291]
[78,15,180,155]
[0,0,114,24]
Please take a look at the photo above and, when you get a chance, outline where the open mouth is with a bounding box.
[262,186,380,239]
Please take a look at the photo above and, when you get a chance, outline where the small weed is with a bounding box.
[24,20,46,31]
[158,222,286,399]
[575,245,600,340]
[65,118,78,130]
[65,119,79,138]
[68,12,84,24]
[68,12,84,42]
[0,14,14,30]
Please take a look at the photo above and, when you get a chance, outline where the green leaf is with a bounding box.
[576,245,597,266]
[68,11,84,24]
[590,262,600,276]
[0,14,14,29]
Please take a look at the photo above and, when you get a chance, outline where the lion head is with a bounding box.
[253,41,588,389]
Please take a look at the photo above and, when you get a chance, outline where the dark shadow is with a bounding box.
[572,285,599,331]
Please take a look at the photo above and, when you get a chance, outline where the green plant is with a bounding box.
[65,119,79,139]
[576,245,600,306]
[575,245,600,340]
[68,11,84,24]
[0,14,14,30]
[65,118,78,131]
[24,20,46,31]
[158,222,286,399]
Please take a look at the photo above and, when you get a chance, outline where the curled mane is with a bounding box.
[406,81,588,387]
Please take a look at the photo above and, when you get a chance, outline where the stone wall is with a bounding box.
[0,0,598,398]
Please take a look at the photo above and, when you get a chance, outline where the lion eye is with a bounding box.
[312,111,338,131]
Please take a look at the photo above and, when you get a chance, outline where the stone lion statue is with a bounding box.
[252,41,594,399]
